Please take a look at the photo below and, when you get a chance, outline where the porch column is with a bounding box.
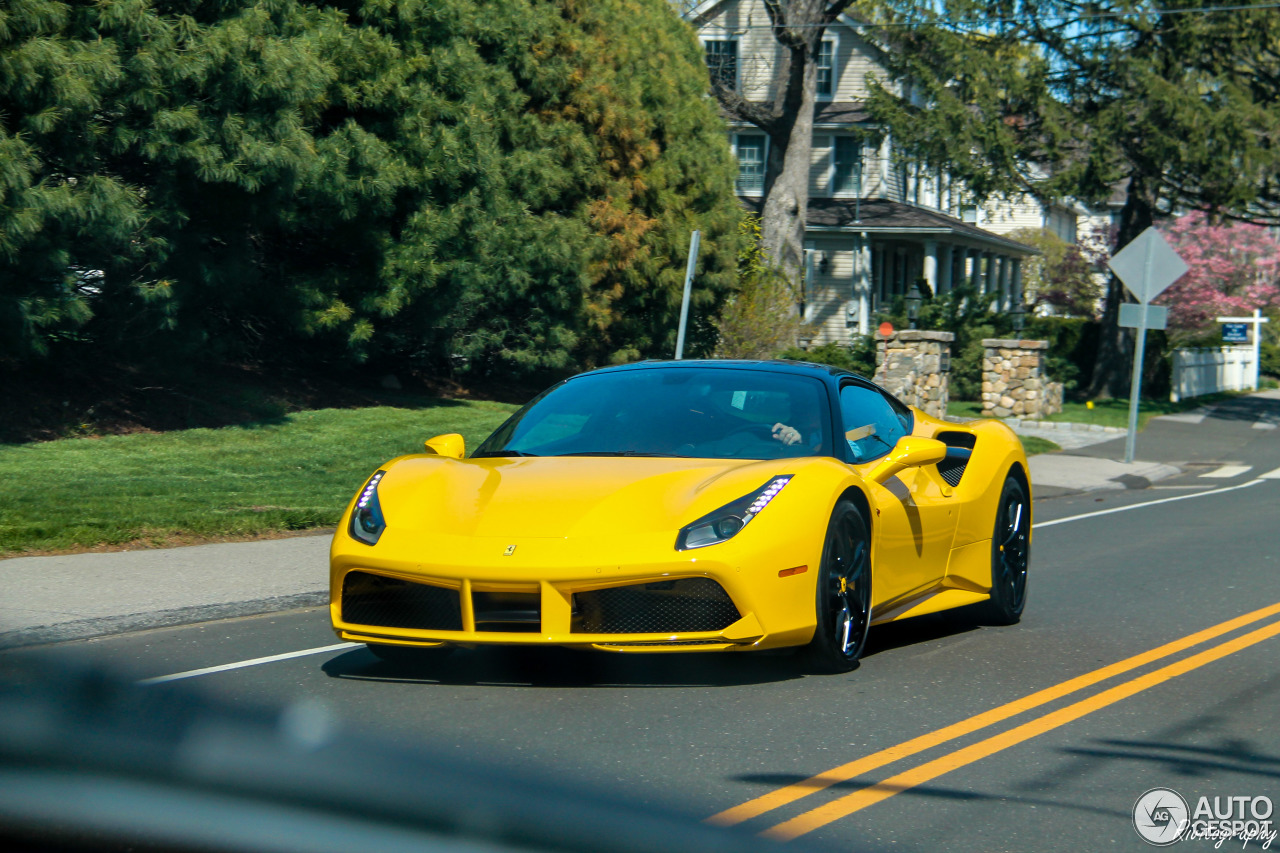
[1011,258,1024,307]
[923,240,938,295]
[939,245,954,293]
[855,234,872,335]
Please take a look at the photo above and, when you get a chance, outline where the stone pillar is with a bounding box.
[980,338,1065,420]
[874,330,955,419]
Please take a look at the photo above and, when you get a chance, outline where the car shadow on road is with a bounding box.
[321,645,809,688]
[862,610,982,659]
[322,610,991,687]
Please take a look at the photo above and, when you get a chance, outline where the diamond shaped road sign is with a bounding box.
[1107,226,1188,304]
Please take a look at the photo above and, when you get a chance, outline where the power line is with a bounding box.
[692,2,1280,31]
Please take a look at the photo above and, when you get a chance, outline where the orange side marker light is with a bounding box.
[778,565,808,578]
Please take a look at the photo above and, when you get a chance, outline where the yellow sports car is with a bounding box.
[329,360,1031,672]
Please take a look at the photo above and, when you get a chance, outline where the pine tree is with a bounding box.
[0,0,741,376]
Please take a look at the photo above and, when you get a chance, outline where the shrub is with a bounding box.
[777,339,877,378]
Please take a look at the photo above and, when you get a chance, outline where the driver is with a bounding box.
[768,396,822,451]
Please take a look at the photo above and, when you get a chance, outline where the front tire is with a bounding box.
[977,474,1030,625]
[803,499,872,674]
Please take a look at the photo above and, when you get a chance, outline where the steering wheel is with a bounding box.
[723,421,777,442]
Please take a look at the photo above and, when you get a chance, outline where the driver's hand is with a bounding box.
[771,423,801,446]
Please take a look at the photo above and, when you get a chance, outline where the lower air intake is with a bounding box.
[572,578,740,634]
[342,571,463,631]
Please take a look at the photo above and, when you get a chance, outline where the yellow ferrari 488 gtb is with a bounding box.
[330,360,1031,672]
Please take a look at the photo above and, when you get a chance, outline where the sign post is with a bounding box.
[1107,227,1188,463]
[674,230,701,360]
[1216,309,1271,390]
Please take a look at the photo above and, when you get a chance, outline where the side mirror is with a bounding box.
[865,436,947,485]
[424,433,465,459]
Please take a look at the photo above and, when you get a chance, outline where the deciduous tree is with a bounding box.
[1157,211,1280,347]
[861,0,1280,395]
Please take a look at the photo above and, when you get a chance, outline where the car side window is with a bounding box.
[839,382,912,463]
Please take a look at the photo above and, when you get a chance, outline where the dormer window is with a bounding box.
[705,40,738,91]
[832,137,861,195]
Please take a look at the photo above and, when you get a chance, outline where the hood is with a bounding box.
[374,455,801,539]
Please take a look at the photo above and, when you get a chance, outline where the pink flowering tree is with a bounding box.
[1156,212,1280,347]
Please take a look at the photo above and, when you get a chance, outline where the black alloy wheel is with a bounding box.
[803,499,872,673]
[978,474,1030,625]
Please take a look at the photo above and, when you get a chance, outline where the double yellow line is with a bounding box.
[708,601,1280,841]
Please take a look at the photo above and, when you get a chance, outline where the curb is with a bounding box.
[1003,418,1127,435]
[0,591,326,650]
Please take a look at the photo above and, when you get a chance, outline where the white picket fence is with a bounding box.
[1170,345,1258,401]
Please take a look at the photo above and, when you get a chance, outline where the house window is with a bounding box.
[832,137,861,195]
[816,40,835,97]
[960,204,979,223]
[735,134,766,195]
[705,40,738,91]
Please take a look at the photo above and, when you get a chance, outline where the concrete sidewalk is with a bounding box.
[0,535,331,648]
[15,402,1248,649]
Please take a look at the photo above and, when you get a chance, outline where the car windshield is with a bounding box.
[474,367,833,460]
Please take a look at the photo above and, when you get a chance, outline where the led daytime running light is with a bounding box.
[676,475,793,551]
[350,470,388,546]
[744,477,790,521]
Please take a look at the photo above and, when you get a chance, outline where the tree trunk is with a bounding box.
[760,54,818,299]
[1087,174,1155,398]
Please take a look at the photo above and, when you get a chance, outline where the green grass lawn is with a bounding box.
[0,399,518,555]
[1019,435,1060,456]
[3,395,1067,556]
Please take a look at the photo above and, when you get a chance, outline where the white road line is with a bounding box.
[137,642,360,686]
[134,478,1274,685]
[1200,464,1252,478]
[1035,479,1265,529]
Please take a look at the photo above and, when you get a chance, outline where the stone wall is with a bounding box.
[874,330,954,419]
[980,339,1064,419]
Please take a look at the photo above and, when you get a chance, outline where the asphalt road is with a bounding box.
[7,419,1280,852]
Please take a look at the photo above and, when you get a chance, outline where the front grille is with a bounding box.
[937,456,968,487]
[341,571,463,631]
[572,578,740,634]
[473,590,541,633]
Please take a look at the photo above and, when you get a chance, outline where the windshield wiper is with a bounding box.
[472,450,540,458]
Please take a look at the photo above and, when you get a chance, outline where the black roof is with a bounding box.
[578,358,867,383]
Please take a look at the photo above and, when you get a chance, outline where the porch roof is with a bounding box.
[741,197,1038,256]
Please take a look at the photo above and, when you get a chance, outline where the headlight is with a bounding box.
[349,471,387,546]
[676,476,792,551]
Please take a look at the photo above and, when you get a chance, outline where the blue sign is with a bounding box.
[1222,323,1249,343]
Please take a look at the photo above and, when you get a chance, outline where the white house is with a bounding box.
[687,0,1060,344]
